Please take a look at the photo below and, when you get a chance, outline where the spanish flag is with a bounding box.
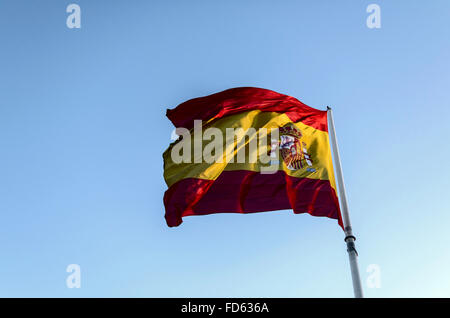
[163,87,343,228]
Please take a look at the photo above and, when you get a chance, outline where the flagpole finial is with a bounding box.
[327,106,332,110]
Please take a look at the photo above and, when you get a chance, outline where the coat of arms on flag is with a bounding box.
[278,123,314,171]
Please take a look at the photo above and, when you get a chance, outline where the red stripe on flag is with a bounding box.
[166,87,328,132]
[164,170,343,228]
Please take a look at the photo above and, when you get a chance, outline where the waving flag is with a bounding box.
[163,87,342,228]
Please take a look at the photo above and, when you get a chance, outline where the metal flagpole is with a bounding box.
[327,106,364,298]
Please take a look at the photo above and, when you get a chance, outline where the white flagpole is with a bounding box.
[327,106,364,298]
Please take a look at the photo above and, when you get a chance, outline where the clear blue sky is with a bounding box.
[1,0,450,297]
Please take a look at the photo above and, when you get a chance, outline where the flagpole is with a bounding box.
[327,106,364,298]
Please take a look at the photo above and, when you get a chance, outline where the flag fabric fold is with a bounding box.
[163,87,343,228]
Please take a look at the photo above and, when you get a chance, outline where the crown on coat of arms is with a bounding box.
[279,123,302,139]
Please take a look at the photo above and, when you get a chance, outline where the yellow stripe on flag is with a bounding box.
[163,110,337,192]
